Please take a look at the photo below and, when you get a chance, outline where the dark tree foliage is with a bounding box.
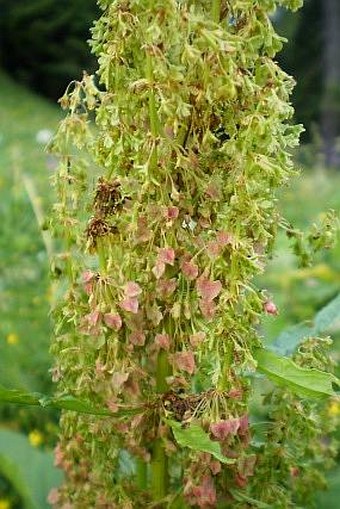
[0,0,99,100]
[276,0,322,142]
[321,0,340,166]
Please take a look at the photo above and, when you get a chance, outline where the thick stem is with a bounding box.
[136,458,148,490]
[156,349,170,393]
[151,349,170,500]
[97,238,107,273]
[211,0,221,22]
[151,437,169,500]
[145,45,170,501]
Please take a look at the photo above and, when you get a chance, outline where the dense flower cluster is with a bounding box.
[47,1,340,508]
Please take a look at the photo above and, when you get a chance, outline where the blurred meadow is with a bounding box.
[0,0,340,507]
[0,72,63,508]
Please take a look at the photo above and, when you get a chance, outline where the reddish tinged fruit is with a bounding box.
[48,489,60,505]
[264,300,278,315]
[120,297,139,314]
[124,281,142,297]
[210,419,240,441]
[210,415,249,442]
[156,278,177,298]
[164,206,179,220]
[154,333,170,351]
[290,466,300,478]
[198,299,217,320]
[129,330,146,347]
[103,313,122,331]
[181,258,199,280]
[185,475,217,509]
[173,351,196,375]
[82,270,96,295]
[158,247,175,265]
[196,277,222,302]
[189,331,206,348]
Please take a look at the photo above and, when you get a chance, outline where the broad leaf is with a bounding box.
[272,293,340,355]
[0,429,63,509]
[315,465,340,509]
[167,420,235,464]
[272,323,315,356]
[40,395,113,416]
[254,349,340,399]
[0,385,139,418]
[314,293,340,332]
[0,385,42,406]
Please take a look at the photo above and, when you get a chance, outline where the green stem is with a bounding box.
[218,342,233,391]
[211,0,221,22]
[97,238,107,273]
[145,49,160,177]
[156,349,170,393]
[136,458,148,490]
[176,121,191,148]
[145,51,159,137]
[146,43,170,503]
[151,438,168,500]
[151,349,170,501]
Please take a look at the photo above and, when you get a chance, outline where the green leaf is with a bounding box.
[272,293,340,355]
[0,429,63,509]
[254,349,340,399]
[314,293,340,332]
[0,385,140,418]
[166,420,235,464]
[229,489,273,508]
[272,323,315,356]
[40,395,113,416]
[118,449,136,478]
[0,385,42,406]
[315,465,340,509]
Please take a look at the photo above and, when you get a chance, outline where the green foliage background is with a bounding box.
[0,0,99,100]
[0,0,327,140]
[275,0,322,141]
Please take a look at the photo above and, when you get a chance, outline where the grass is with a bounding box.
[0,71,64,506]
[0,70,339,507]
[0,71,61,400]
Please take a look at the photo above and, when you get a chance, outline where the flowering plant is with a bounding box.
[46,1,339,507]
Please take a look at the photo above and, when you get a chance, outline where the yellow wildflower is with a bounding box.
[28,430,44,447]
[6,333,19,345]
[0,499,11,509]
[327,400,340,417]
